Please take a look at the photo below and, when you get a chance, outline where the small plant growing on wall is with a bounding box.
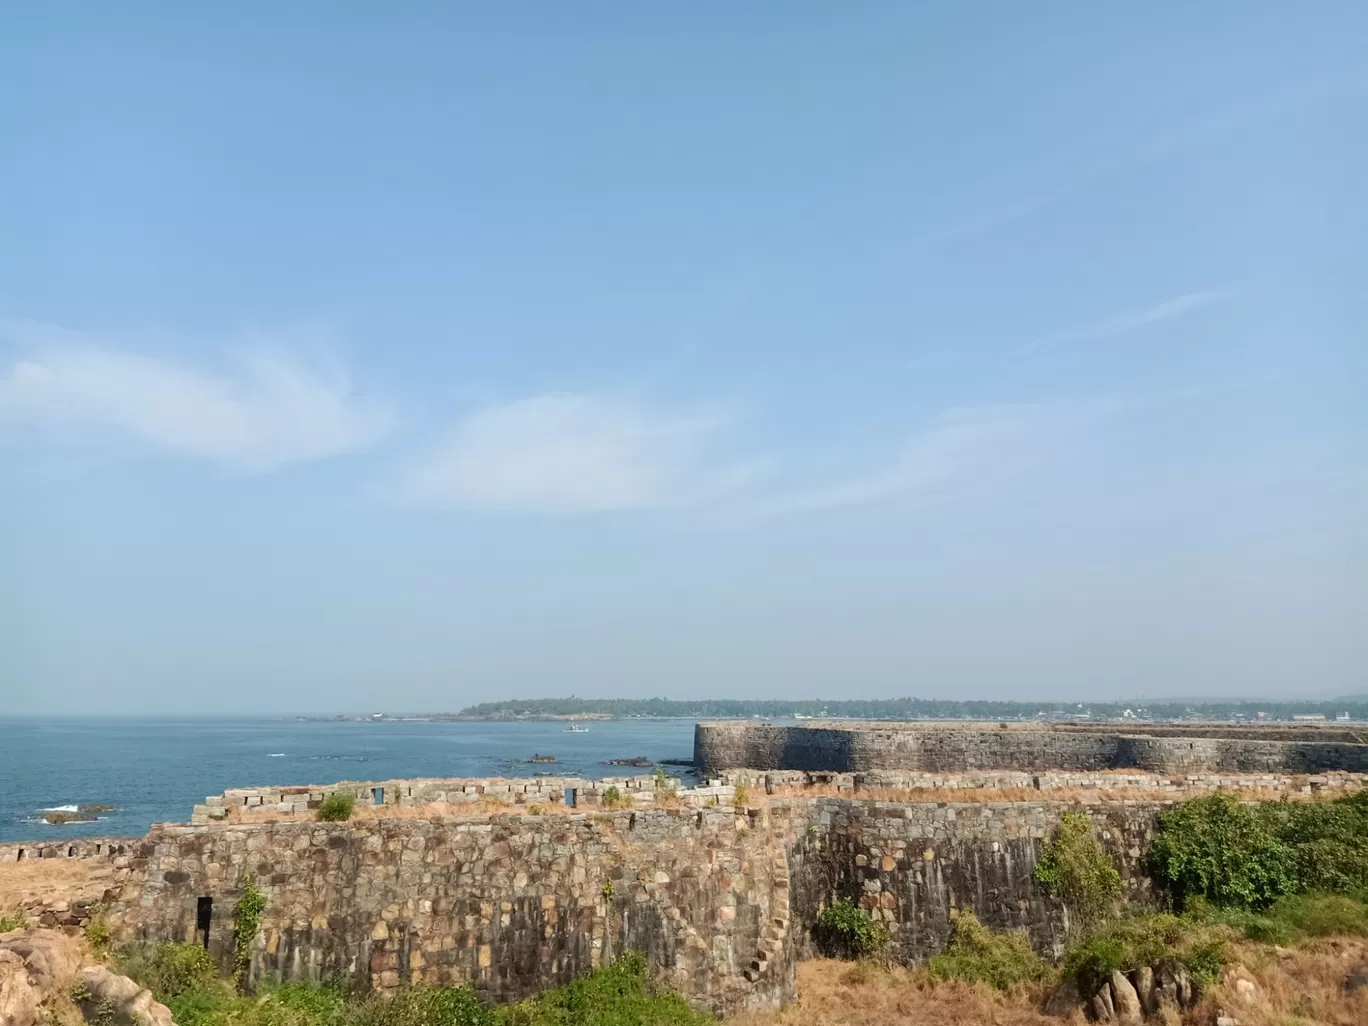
[732,784,748,808]
[316,792,356,822]
[601,785,622,808]
[1034,811,1122,932]
[232,876,267,991]
[601,879,615,900]
[815,899,890,960]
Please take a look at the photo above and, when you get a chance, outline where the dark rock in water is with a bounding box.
[658,758,693,766]
[602,756,653,767]
[77,804,115,814]
[41,811,98,825]
[527,754,557,764]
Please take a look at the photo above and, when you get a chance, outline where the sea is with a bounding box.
[0,717,700,844]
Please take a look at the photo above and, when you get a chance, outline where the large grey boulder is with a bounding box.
[1109,970,1142,1022]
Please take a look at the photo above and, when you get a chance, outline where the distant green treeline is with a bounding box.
[450,696,1368,722]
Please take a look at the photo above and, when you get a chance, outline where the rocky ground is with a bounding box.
[0,928,173,1026]
[0,862,115,933]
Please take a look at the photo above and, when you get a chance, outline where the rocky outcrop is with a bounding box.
[74,965,174,1026]
[0,929,172,1026]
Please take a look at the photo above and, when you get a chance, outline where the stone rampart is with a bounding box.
[694,722,1368,776]
[783,797,1162,962]
[190,775,684,824]
[109,807,792,1016]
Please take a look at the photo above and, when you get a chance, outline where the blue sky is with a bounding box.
[2,4,1364,714]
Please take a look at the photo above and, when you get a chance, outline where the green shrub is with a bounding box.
[233,876,267,990]
[0,910,26,932]
[1060,914,1230,997]
[1034,811,1122,931]
[1147,791,1368,913]
[1187,892,1368,945]
[352,985,493,1026]
[317,793,356,823]
[814,899,891,960]
[1145,793,1300,910]
[732,785,748,808]
[496,951,707,1026]
[118,942,219,1000]
[927,911,1048,990]
[601,786,622,808]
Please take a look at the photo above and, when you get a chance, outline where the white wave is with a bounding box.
[40,804,79,812]
[267,753,286,757]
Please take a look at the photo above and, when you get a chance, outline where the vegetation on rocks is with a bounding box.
[115,943,219,1000]
[1032,811,1122,932]
[232,877,267,990]
[316,793,357,823]
[814,899,891,961]
[927,911,1048,990]
[117,950,703,1026]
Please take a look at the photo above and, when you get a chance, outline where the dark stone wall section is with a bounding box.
[694,722,1368,777]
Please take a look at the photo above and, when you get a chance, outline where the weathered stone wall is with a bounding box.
[109,807,792,1016]
[784,797,1164,963]
[694,722,1368,777]
[715,767,1367,799]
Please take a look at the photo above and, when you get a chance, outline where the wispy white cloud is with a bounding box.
[742,403,1105,519]
[0,319,390,469]
[1023,286,1246,352]
[405,394,761,513]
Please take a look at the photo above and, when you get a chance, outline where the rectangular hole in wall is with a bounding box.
[564,788,576,808]
[372,787,384,806]
[68,846,75,857]
[15,849,23,861]
[196,896,213,949]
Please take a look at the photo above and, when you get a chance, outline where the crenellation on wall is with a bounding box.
[0,837,135,864]
[191,775,690,824]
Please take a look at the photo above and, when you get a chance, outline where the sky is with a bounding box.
[2,4,1365,714]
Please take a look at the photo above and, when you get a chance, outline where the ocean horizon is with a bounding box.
[0,716,698,843]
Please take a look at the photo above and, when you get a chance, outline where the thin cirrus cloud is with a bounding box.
[1022,285,1246,352]
[0,319,391,470]
[405,394,1099,519]
[405,394,763,513]
[740,402,1106,519]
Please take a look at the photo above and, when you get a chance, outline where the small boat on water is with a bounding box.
[565,725,589,733]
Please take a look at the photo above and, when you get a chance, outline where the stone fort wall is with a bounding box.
[694,721,1368,776]
[108,806,794,1016]
[101,794,1179,1012]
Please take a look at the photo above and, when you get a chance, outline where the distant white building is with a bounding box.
[1292,714,1327,722]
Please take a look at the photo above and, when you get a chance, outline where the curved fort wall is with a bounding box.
[693,721,1368,776]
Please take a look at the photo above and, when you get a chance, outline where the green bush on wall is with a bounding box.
[1033,811,1122,931]
[317,793,356,823]
[814,899,891,960]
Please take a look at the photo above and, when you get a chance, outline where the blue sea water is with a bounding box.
[0,717,698,843]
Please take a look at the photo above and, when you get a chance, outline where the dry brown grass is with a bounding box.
[1193,937,1368,1026]
[733,941,1368,1026]
[730,959,1075,1026]
[0,858,113,912]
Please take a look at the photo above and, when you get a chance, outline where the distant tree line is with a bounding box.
[448,696,1368,722]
